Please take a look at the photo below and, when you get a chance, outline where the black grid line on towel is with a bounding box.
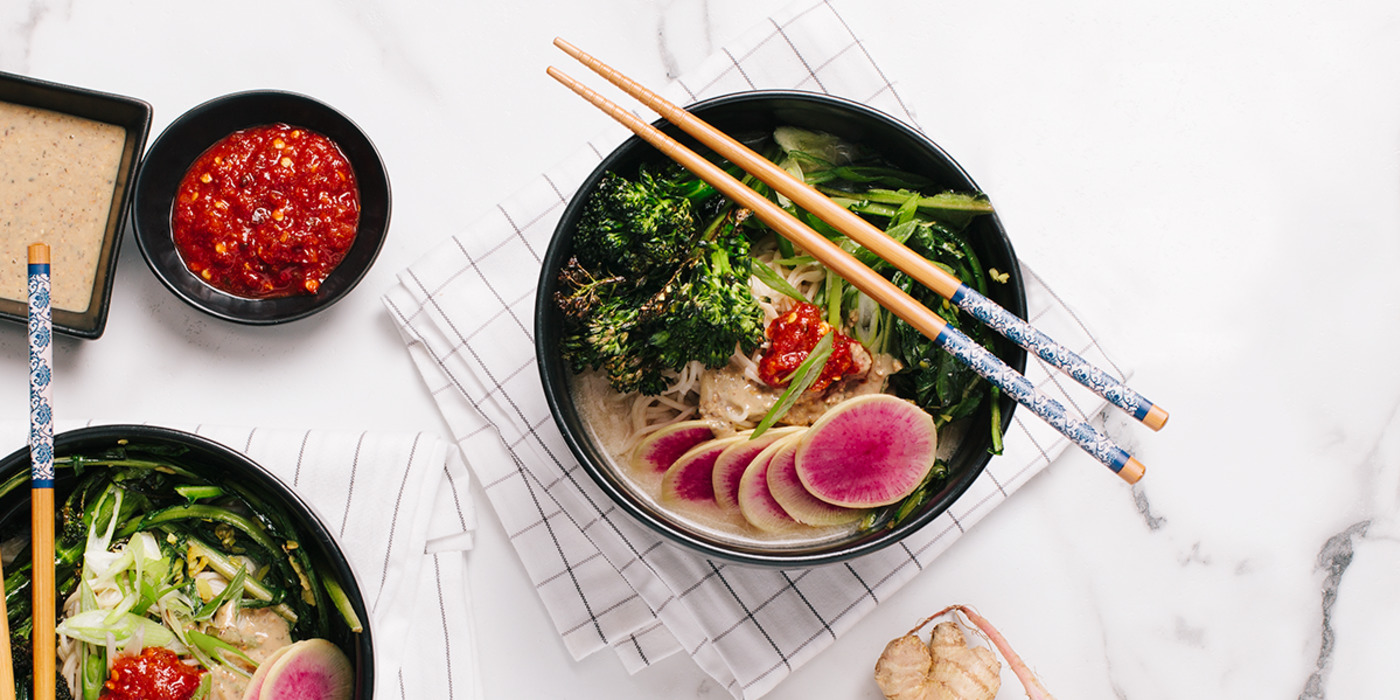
[375,431,423,603]
[337,431,367,537]
[430,553,457,700]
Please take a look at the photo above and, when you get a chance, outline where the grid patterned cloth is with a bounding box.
[383,1,1133,697]
[1,420,482,700]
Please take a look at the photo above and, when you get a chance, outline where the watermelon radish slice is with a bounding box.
[737,435,805,532]
[711,427,804,513]
[257,638,354,700]
[660,435,748,505]
[766,435,867,526]
[795,394,937,508]
[241,644,294,700]
[631,421,716,474]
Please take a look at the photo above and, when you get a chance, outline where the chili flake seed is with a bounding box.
[199,173,212,184]
[280,156,293,168]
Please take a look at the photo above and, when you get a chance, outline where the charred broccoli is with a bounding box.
[573,165,707,279]
[557,175,764,396]
[645,225,765,371]
[10,635,75,700]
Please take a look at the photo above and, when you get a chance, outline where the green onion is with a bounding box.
[750,331,835,439]
[323,575,364,634]
[174,484,224,503]
[187,629,256,672]
[750,259,806,303]
[194,566,247,621]
[825,273,843,327]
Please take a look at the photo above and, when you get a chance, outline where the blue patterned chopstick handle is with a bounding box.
[935,323,1132,475]
[28,257,53,488]
[950,284,1159,425]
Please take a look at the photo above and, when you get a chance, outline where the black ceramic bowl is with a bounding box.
[0,71,152,339]
[536,91,1027,568]
[0,425,374,696]
[132,90,390,324]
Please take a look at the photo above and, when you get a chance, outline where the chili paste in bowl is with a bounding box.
[133,90,389,325]
[172,123,360,299]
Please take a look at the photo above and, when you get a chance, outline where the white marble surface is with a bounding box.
[2,1,1398,698]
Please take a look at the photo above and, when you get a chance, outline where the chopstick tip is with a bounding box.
[553,36,580,54]
[1118,457,1146,484]
[1143,405,1169,431]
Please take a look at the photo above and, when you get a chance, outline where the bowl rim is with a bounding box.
[0,423,376,695]
[535,89,1027,567]
[131,88,391,325]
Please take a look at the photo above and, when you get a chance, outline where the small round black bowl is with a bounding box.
[536,91,1028,568]
[0,425,374,696]
[132,90,391,324]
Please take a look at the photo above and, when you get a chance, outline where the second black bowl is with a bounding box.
[536,91,1028,567]
[132,90,391,324]
[0,425,375,696]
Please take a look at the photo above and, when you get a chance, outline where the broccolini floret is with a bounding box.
[558,177,764,396]
[574,167,701,278]
[644,225,764,371]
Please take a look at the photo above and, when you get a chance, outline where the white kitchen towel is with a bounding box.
[0,420,482,700]
[383,1,1134,698]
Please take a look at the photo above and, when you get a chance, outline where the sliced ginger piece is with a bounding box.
[875,605,1056,700]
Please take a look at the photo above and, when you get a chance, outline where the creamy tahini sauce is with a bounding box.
[0,101,126,312]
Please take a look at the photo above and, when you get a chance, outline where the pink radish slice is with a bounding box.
[766,436,866,526]
[660,435,747,505]
[711,427,804,513]
[795,394,937,508]
[631,421,716,474]
[258,638,354,700]
[242,644,294,700]
[737,435,805,533]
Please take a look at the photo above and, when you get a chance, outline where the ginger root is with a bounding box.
[875,620,1000,700]
[874,605,1056,700]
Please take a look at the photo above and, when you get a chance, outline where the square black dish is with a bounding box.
[131,90,390,325]
[0,71,152,339]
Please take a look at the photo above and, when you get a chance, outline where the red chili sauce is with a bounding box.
[172,123,359,298]
[100,647,204,700]
[758,302,860,393]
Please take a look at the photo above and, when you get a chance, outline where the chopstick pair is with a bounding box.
[551,38,1168,433]
[548,41,1160,483]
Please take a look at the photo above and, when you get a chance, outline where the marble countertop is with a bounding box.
[3,0,1397,698]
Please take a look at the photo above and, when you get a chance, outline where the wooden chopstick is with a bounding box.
[27,243,55,700]
[553,37,1169,433]
[0,557,13,700]
[546,66,1146,484]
